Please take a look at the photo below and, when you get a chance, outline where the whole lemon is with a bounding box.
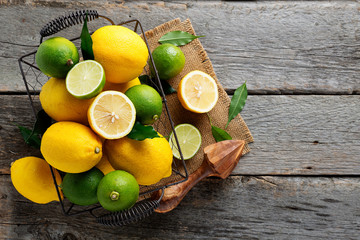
[92,25,149,84]
[102,77,141,93]
[41,121,103,173]
[35,37,79,78]
[95,153,116,175]
[11,156,62,204]
[40,77,93,125]
[104,135,173,186]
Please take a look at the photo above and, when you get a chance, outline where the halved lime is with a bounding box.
[169,123,202,160]
[66,60,105,99]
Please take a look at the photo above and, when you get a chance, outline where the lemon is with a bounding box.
[35,37,79,78]
[104,134,173,186]
[178,70,219,113]
[40,121,103,173]
[66,60,106,99]
[169,124,202,160]
[97,170,139,212]
[151,43,185,80]
[11,156,62,204]
[61,167,104,206]
[102,77,140,93]
[40,77,93,125]
[92,25,149,84]
[87,91,136,139]
[95,153,115,175]
[125,84,163,125]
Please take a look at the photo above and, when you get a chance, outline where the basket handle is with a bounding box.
[39,10,114,42]
[95,188,165,226]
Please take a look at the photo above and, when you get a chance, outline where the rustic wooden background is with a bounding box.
[1,1,360,239]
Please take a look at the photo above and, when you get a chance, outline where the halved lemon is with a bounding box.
[66,60,105,99]
[178,70,219,113]
[88,91,136,139]
[169,123,202,160]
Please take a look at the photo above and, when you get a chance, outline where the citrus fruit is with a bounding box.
[35,36,79,78]
[169,124,202,160]
[95,153,115,175]
[40,77,93,125]
[125,85,163,125]
[41,121,103,173]
[97,170,139,212]
[61,167,104,206]
[87,91,136,139]
[178,70,219,113]
[65,60,106,99]
[10,156,62,204]
[104,134,173,185]
[151,43,185,80]
[91,25,149,84]
[102,77,140,93]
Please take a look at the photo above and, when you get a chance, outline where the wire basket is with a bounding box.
[18,10,188,226]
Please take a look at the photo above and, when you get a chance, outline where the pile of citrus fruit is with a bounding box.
[11,23,219,213]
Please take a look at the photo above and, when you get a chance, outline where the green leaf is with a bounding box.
[127,121,160,141]
[139,75,176,95]
[226,82,248,129]
[158,31,205,46]
[16,110,52,149]
[211,126,232,142]
[17,125,41,149]
[80,12,94,60]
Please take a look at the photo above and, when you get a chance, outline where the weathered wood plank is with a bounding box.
[1,1,360,93]
[1,175,360,239]
[1,95,359,175]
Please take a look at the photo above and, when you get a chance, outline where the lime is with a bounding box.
[151,43,185,80]
[61,167,104,206]
[125,85,163,125]
[169,124,202,160]
[97,170,139,212]
[66,60,106,99]
[35,36,79,78]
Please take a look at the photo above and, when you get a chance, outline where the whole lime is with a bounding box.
[97,170,139,212]
[35,36,79,78]
[61,167,104,206]
[151,43,185,80]
[125,85,163,125]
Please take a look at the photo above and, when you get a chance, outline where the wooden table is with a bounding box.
[1,1,360,239]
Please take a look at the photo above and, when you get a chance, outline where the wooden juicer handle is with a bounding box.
[154,140,245,213]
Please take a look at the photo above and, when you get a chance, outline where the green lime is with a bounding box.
[61,167,104,206]
[35,36,79,78]
[151,43,185,80]
[65,60,106,99]
[97,170,139,212]
[169,123,202,160]
[125,85,163,125]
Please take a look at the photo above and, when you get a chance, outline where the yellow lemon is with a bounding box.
[41,121,103,173]
[102,77,141,93]
[11,156,62,204]
[178,70,219,113]
[40,77,93,125]
[87,91,136,140]
[95,153,115,175]
[104,134,173,186]
[92,25,149,84]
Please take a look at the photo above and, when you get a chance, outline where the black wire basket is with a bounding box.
[18,10,188,226]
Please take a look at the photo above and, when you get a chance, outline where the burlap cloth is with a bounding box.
[140,18,254,193]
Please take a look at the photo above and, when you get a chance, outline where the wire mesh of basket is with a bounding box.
[18,10,188,226]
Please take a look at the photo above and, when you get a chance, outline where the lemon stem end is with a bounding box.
[110,191,120,201]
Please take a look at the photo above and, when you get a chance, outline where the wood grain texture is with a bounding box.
[1,175,360,239]
[1,1,360,93]
[1,95,359,175]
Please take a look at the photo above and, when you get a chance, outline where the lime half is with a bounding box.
[169,124,202,160]
[66,60,105,99]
